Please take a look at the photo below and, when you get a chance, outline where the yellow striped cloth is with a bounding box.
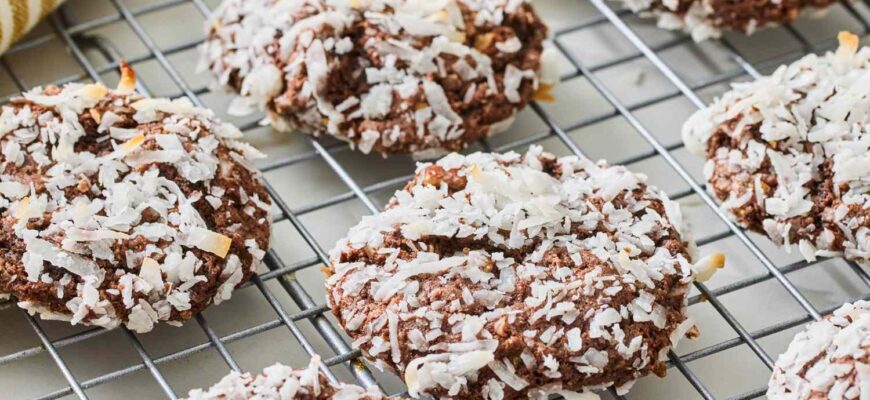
[0,0,64,54]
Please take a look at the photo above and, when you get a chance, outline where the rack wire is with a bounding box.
[0,0,869,399]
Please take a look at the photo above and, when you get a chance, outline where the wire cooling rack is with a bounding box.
[1,0,869,399]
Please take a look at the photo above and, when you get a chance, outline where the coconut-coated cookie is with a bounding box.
[0,66,272,333]
[767,300,869,400]
[326,146,720,399]
[617,0,838,41]
[683,32,870,265]
[185,356,383,400]
[201,0,559,158]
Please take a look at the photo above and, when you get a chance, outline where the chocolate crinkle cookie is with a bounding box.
[0,65,272,333]
[185,356,383,400]
[326,146,725,399]
[683,32,870,265]
[617,0,838,41]
[200,0,559,158]
[767,300,869,400]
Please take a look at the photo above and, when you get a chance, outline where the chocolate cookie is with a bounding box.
[325,146,716,399]
[0,65,272,333]
[185,356,383,400]
[200,0,559,158]
[618,0,838,41]
[683,32,870,265]
[767,300,868,399]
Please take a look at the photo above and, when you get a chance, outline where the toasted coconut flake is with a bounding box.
[117,60,138,94]
[89,109,103,124]
[188,226,232,258]
[446,30,467,43]
[836,31,859,60]
[82,84,109,102]
[14,197,31,221]
[686,325,700,339]
[469,164,482,181]
[692,253,725,282]
[533,83,556,103]
[121,134,146,154]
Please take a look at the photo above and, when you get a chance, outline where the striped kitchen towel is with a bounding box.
[0,0,65,54]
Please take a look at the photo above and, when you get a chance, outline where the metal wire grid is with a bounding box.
[0,0,868,399]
